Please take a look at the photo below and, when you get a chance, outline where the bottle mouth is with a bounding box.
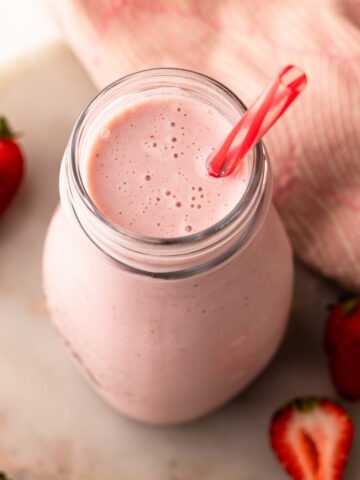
[62,68,269,276]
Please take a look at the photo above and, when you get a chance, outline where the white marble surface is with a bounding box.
[0,43,359,480]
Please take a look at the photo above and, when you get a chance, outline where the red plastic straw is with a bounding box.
[208,65,307,177]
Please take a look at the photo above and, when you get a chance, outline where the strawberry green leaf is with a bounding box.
[293,397,319,412]
[343,297,360,316]
[0,117,15,140]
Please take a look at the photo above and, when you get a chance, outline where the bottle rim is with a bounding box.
[62,68,270,277]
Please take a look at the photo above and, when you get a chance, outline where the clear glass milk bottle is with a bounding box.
[43,69,293,424]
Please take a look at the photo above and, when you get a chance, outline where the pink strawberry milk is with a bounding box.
[43,69,293,424]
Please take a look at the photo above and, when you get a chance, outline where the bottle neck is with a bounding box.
[59,68,272,278]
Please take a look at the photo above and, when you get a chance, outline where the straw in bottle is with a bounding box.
[207,65,307,178]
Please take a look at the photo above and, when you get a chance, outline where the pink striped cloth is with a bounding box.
[47,0,360,291]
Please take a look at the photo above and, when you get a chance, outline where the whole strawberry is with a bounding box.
[270,397,353,480]
[0,116,24,215]
[325,297,360,401]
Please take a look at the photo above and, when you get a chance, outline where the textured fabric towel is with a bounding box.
[47,0,360,291]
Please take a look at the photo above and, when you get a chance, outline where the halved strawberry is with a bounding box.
[270,397,353,480]
[325,297,360,400]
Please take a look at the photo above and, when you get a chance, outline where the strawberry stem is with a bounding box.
[0,117,14,140]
